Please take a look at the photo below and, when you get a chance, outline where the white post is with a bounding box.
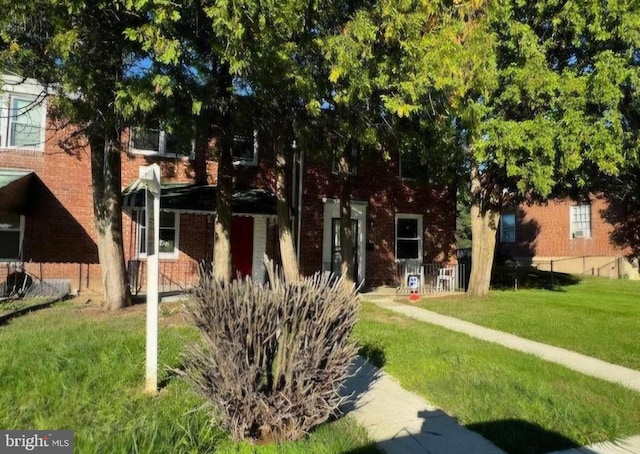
[140,164,161,394]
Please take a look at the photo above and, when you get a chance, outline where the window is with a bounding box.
[136,210,179,258]
[232,130,258,166]
[399,143,432,181]
[130,127,194,157]
[396,214,423,260]
[500,213,516,243]
[331,144,358,175]
[570,204,591,238]
[399,151,421,180]
[0,95,46,150]
[0,212,24,260]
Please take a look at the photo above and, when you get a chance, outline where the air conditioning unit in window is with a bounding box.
[573,230,585,238]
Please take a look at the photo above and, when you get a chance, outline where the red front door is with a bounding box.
[231,216,254,278]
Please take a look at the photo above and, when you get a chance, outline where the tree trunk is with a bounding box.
[275,136,300,282]
[467,165,499,297]
[338,145,355,286]
[193,113,213,186]
[213,64,233,282]
[90,131,131,310]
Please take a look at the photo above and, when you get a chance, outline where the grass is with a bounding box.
[412,276,640,370]
[0,297,52,315]
[355,302,640,454]
[0,299,379,454]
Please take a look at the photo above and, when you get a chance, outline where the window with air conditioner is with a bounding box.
[570,204,591,239]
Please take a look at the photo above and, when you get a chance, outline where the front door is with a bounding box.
[331,218,359,283]
[231,216,254,278]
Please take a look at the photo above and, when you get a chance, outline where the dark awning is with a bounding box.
[0,169,34,214]
[122,181,277,216]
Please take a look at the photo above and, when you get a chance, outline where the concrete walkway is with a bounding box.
[550,436,640,454]
[344,297,640,454]
[369,298,640,393]
[342,357,505,454]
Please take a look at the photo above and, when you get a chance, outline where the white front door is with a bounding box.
[322,199,367,285]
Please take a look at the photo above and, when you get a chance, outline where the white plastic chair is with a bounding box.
[436,266,456,292]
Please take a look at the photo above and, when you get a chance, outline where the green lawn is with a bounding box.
[0,297,53,316]
[412,277,640,370]
[355,302,640,454]
[0,300,379,454]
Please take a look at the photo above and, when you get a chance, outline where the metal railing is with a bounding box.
[127,260,196,295]
[539,256,626,283]
[396,261,467,294]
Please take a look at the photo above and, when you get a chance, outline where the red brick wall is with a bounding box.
[0,123,103,291]
[2,107,456,290]
[499,197,628,259]
[298,151,456,287]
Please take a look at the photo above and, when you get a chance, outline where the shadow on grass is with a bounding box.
[466,419,581,454]
[158,365,186,390]
[376,414,582,454]
[491,266,581,292]
[342,445,382,453]
[339,356,382,415]
[0,296,67,327]
[358,343,386,368]
[340,360,583,454]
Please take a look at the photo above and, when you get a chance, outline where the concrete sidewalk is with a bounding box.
[343,356,640,454]
[369,299,640,393]
[341,357,505,454]
[346,297,640,454]
[550,436,640,454]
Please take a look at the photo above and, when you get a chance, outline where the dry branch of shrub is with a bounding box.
[183,259,359,442]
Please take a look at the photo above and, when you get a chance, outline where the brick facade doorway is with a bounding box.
[231,216,254,278]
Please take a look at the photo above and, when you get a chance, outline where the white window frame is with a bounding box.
[395,214,423,261]
[0,94,46,151]
[232,130,258,166]
[0,213,25,261]
[570,204,591,239]
[134,209,180,259]
[500,213,516,243]
[129,127,195,158]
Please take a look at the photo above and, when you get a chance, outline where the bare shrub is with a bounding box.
[183,259,359,443]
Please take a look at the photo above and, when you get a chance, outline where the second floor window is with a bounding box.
[232,130,258,166]
[332,144,358,176]
[500,213,516,243]
[570,204,591,238]
[130,127,194,157]
[0,95,46,150]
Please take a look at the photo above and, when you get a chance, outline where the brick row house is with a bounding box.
[1,75,457,295]
[497,198,640,279]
